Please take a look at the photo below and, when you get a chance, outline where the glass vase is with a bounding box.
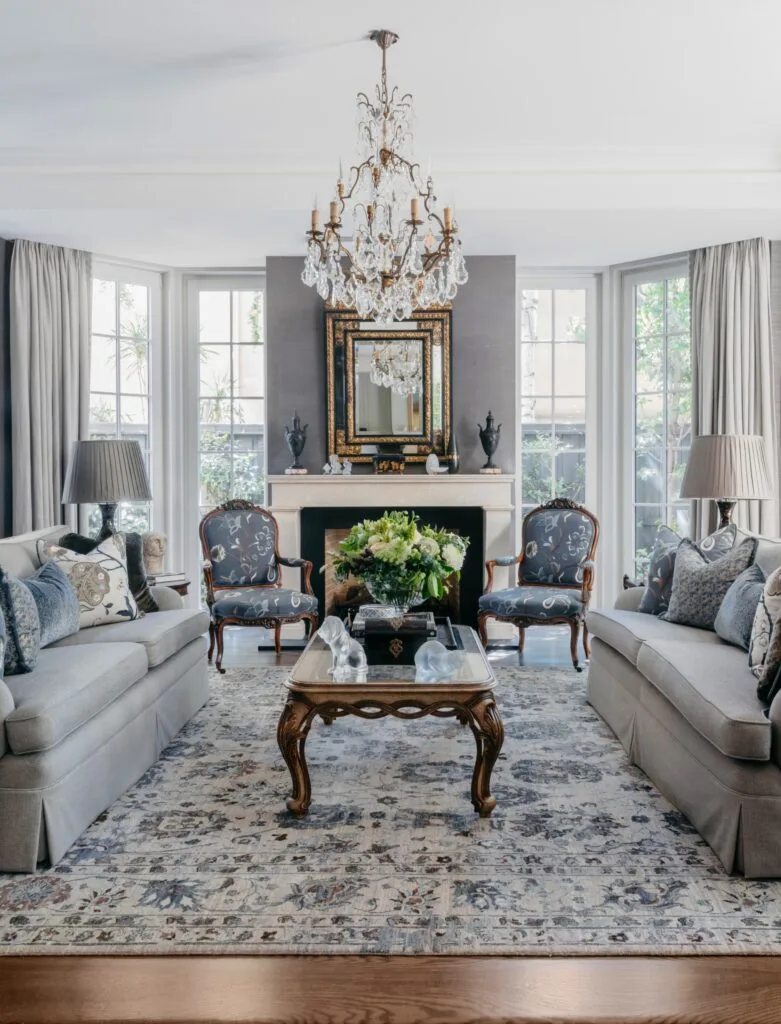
[364,580,424,615]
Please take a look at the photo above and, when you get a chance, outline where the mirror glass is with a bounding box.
[353,338,424,436]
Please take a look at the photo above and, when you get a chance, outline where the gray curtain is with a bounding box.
[691,237,778,536]
[10,240,91,533]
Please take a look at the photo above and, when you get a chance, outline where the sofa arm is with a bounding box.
[614,587,646,612]
[150,585,185,611]
[0,680,14,758]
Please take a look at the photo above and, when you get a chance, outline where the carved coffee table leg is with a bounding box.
[277,695,316,816]
[467,693,505,817]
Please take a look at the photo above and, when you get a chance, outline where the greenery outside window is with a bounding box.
[89,272,157,534]
[631,271,691,575]
[198,289,265,519]
[519,287,588,517]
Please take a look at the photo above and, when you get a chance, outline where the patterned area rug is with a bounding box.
[2,664,781,955]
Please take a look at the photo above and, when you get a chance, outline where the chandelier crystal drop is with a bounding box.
[369,339,422,395]
[301,29,468,323]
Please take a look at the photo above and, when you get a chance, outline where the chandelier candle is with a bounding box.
[302,29,468,321]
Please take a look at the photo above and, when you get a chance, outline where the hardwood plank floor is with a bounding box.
[3,954,781,1024]
[4,630,780,1024]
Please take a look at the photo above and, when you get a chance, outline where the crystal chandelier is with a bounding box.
[301,29,468,322]
[369,339,422,396]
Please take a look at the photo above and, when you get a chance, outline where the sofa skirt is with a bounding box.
[0,638,209,873]
[588,637,781,879]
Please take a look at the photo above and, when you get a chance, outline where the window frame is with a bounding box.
[515,274,599,552]
[88,261,163,536]
[620,259,691,577]
[184,273,267,593]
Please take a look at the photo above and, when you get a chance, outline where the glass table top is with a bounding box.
[288,624,496,690]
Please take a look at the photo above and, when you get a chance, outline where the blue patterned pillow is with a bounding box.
[22,562,81,647]
[638,525,738,616]
[0,568,41,675]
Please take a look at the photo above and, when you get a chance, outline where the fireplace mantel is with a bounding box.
[268,474,516,639]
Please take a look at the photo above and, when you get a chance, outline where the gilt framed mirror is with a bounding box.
[325,307,452,463]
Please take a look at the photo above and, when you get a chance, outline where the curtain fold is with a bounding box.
[690,237,778,536]
[10,240,91,533]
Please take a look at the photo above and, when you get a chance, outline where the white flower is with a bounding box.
[418,536,439,557]
[442,543,464,571]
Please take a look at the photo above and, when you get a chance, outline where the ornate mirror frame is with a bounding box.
[325,306,452,464]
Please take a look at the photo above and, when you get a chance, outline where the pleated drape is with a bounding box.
[10,240,91,533]
[690,237,778,536]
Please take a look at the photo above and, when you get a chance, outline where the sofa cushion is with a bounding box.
[58,530,159,614]
[638,525,737,617]
[662,536,757,630]
[636,639,770,761]
[479,585,583,620]
[735,527,781,578]
[0,526,64,580]
[51,608,210,668]
[586,608,723,667]
[212,589,317,620]
[3,642,147,754]
[38,534,140,628]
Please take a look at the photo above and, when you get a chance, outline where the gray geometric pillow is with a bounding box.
[638,524,737,616]
[661,536,758,631]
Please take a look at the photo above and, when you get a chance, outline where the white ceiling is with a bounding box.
[2,0,781,267]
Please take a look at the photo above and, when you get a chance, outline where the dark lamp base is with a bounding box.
[96,502,119,541]
[716,499,736,529]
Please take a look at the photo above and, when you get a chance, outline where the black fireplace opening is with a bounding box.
[300,505,485,628]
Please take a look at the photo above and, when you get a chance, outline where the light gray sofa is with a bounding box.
[586,531,781,878]
[0,526,210,872]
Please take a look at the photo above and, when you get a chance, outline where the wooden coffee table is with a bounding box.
[277,625,503,818]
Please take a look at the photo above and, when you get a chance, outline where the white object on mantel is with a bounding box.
[425,453,440,474]
[284,467,308,475]
[267,474,516,642]
[479,467,503,475]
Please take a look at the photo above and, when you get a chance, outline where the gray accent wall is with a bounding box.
[265,255,516,475]
[0,238,10,537]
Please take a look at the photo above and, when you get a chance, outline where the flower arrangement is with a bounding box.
[331,510,469,610]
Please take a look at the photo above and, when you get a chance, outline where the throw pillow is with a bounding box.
[661,536,757,630]
[37,534,140,628]
[58,531,158,614]
[749,566,781,681]
[0,568,41,674]
[22,562,81,647]
[714,563,765,650]
[0,605,6,680]
[638,524,738,616]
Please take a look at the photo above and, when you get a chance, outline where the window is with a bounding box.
[519,286,589,516]
[89,269,159,533]
[197,287,266,519]
[630,270,692,575]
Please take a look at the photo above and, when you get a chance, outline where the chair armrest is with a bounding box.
[279,555,315,596]
[484,554,521,593]
[149,585,184,611]
[202,562,215,605]
[0,680,14,758]
[614,587,646,612]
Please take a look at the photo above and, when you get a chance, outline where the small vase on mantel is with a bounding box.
[448,431,460,473]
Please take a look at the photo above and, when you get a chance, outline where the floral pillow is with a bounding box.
[638,524,738,616]
[37,534,139,629]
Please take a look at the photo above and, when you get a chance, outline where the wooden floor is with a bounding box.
[3,628,781,1024]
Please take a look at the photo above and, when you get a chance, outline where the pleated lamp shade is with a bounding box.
[680,435,774,500]
[62,440,152,504]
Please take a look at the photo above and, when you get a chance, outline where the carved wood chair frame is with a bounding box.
[478,497,600,671]
[199,500,318,672]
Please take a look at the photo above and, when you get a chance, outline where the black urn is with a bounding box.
[477,410,501,470]
[284,411,308,471]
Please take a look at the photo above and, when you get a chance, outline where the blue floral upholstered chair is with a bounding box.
[478,498,599,671]
[200,500,319,672]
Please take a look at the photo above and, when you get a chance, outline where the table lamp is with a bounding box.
[62,439,152,540]
[679,434,773,528]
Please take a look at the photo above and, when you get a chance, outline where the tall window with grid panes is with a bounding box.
[89,276,154,533]
[198,288,265,519]
[519,287,588,519]
[631,272,691,575]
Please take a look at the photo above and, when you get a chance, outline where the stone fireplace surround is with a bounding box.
[268,474,515,639]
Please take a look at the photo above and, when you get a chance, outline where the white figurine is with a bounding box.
[342,459,352,475]
[414,640,462,683]
[323,454,345,475]
[142,532,167,574]
[425,453,440,475]
[317,615,368,682]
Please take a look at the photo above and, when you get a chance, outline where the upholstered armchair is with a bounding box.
[478,498,600,671]
[199,500,319,672]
